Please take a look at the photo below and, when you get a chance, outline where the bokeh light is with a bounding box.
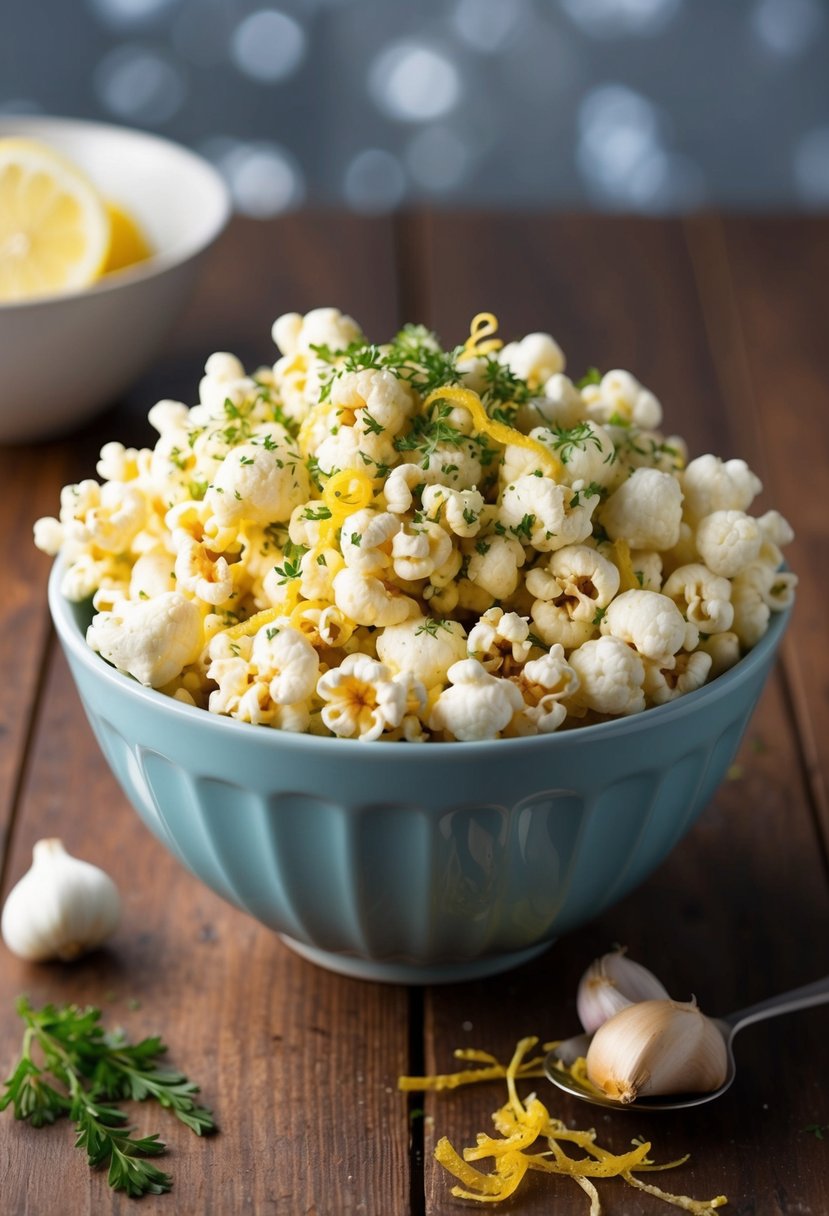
[230,9,307,83]
[343,148,407,213]
[793,127,829,205]
[94,44,187,125]
[206,138,305,216]
[2,0,828,212]
[560,0,682,39]
[577,82,704,211]
[86,0,179,30]
[751,0,825,58]
[405,125,470,192]
[369,41,462,122]
[451,0,529,54]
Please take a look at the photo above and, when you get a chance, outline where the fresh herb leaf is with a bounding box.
[550,422,602,465]
[0,998,215,1198]
[415,618,452,637]
[273,541,308,585]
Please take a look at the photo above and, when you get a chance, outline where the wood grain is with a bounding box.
[0,213,412,1216]
[685,215,829,856]
[1,213,828,1216]
[410,212,829,1216]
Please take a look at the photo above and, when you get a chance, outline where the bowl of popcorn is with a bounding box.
[0,116,230,443]
[42,309,795,983]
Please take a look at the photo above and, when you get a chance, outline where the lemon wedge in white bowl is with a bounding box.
[0,116,230,444]
[0,137,112,303]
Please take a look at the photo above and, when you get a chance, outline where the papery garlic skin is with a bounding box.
[585,998,729,1104]
[577,949,671,1034]
[1,839,121,962]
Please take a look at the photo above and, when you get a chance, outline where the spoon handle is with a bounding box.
[723,976,829,1035]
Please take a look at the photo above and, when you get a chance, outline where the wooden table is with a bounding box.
[1,213,827,1215]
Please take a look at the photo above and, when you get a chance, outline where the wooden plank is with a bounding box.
[0,213,412,1215]
[407,213,829,1215]
[421,677,829,1216]
[685,215,829,852]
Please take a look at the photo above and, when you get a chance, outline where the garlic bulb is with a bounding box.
[585,998,729,1104]
[577,948,670,1033]
[1,838,121,962]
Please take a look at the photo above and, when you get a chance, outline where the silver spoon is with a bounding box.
[544,975,829,1111]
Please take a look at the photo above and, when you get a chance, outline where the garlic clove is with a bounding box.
[585,998,729,1104]
[1,838,121,962]
[577,948,670,1034]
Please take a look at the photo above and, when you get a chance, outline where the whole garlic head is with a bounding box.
[585,998,729,1104]
[1,839,121,962]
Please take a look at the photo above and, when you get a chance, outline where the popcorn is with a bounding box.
[695,509,762,578]
[86,593,203,687]
[600,467,683,551]
[681,454,762,524]
[428,659,525,741]
[467,607,531,673]
[498,332,565,388]
[376,616,468,688]
[316,653,416,741]
[601,589,698,664]
[568,636,646,717]
[332,567,418,628]
[37,309,796,742]
[205,440,310,527]
[510,646,580,735]
[662,563,734,635]
[500,474,598,553]
[581,369,662,430]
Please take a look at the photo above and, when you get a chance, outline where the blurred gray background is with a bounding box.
[3,0,829,216]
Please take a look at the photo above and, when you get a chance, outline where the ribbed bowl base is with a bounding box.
[278,935,554,984]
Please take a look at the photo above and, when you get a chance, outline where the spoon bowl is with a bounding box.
[544,976,829,1112]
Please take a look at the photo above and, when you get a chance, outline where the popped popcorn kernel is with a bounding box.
[37,309,795,741]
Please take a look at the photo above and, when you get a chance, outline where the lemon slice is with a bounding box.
[0,137,111,303]
[103,200,153,275]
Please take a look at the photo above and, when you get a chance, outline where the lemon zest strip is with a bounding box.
[461,312,504,359]
[401,1035,730,1213]
[223,607,282,641]
[423,385,561,479]
[612,537,641,592]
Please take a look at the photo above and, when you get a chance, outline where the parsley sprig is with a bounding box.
[0,998,215,1198]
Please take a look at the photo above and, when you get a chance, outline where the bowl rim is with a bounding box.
[0,114,231,311]
[48,554,792,760]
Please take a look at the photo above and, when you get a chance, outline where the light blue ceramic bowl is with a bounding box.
[49,559,790,984]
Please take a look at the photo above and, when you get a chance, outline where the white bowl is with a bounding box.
[0,116,231,444]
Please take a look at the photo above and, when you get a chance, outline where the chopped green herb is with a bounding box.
[510,513,536,542]
[361,410,385,435]
[550,422,603,465]
[273,541,308,585]
[576,367,602,389]
[415,618,452,637]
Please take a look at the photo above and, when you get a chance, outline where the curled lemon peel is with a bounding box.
[289,598,332,629]
[462,312,504,359]
[423,384,561,480]
[400,1035,729,1213]
[322,467,375,517]
[223,606,282,642]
